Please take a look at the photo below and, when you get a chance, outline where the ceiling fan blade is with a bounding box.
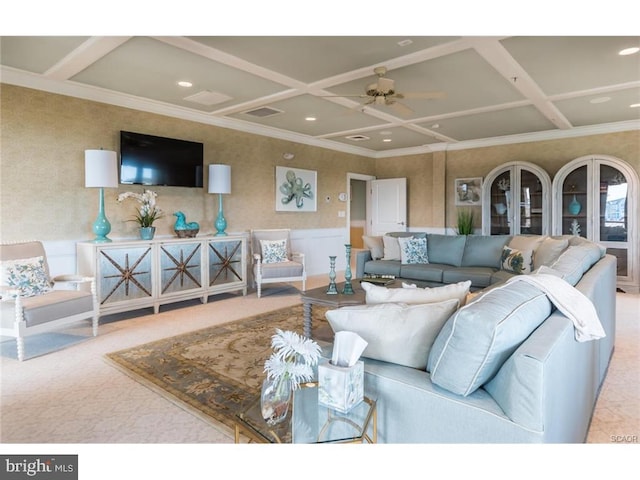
[387,100,414,117]
[398,91,447,100]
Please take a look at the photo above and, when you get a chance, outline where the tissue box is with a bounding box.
[317,358,364,413]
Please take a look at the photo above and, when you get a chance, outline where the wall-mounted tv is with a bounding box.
[119,131,204,188]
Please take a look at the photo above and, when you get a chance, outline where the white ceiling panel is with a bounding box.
[2,36,638,157]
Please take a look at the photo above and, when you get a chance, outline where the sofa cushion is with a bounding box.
[398,236,428,264]
[533,237,569,269]
[442,267,495,288]
[326,299,460,369]
[362,236,384,260]
[427,281,552,396]
[399,263,447,283]
[382,235,402,261]
[461,235,512,268]
[426,234,466,266]
[545,243,604,286]
[362,280,471,306]
[500,246,533,274]
[363,260,401,277]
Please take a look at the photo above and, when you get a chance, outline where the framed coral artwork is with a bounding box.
[275,166,317,212]
[455,177,483,206]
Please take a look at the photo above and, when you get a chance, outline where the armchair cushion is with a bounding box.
[1,256,51,299]
[1,290,94,328]
[260,239,288,263]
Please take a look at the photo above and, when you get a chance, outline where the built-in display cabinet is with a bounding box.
[77,235,247,316]
[552,155,638,293]
[482,161,552,236]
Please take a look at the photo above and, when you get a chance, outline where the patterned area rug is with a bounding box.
[105,305,331,438]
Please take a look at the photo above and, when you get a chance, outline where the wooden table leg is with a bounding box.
[303,301,312,338]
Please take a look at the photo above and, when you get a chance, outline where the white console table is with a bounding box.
[77,235,247,316]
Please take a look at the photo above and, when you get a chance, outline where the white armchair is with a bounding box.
[250,229,306,298]
[0,241,98,361]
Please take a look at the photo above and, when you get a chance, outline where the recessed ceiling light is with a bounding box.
[382,138,392,143]
[630,103,640,108]
[619,47,640,56]
[305,116,317,121]
[177,80,193,88]
[397,39,413,47]
[590,96,611,104]
[431,124,440,129]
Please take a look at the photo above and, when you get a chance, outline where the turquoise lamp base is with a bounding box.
[214,193,228,236]
[92,188,112,243]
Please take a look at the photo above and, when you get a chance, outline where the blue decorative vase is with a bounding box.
[139,226,156,240]
[327,256,338,295]
[568,195,581,215]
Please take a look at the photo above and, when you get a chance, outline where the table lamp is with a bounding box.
[208,164,231,236]
[85,149,118,242]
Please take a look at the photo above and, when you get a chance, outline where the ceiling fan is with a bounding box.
[325,66,445,116]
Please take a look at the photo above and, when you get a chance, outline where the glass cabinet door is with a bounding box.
[482,162,551,236]
[553,155,637,292]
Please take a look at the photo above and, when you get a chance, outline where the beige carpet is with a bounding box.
[105,305,330,437]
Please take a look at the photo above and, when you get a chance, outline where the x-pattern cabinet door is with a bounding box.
[97,244,154,306]
[207,238,246,290]
[158,240,204,297]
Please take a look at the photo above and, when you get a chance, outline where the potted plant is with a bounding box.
[117,189,163,239]
[456,208,475,235]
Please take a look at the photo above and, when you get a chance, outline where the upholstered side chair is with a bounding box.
[250,229,306,298]
[0,241,98,361]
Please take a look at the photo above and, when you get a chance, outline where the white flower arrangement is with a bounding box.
[264,329,321,390]
[117,189,163,227]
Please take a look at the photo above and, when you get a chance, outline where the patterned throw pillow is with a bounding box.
[500,246,533,274]
[0,256,52,298]
[398,236,428,264]
[260,239,288,264]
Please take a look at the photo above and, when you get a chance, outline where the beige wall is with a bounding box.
[0,85,376,242]
[1,84,638,243]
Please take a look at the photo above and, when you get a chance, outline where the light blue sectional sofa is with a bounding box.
[332,232,617,442]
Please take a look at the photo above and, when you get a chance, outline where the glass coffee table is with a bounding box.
[234,381,377,444]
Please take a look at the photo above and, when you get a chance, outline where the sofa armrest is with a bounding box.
[52,274,94,284]
[355,250,372,278]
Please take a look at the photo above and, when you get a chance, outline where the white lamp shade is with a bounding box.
[85,150,118,188]
[208,164,231,194]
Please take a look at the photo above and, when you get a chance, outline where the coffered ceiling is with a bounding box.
[2,36,639,157]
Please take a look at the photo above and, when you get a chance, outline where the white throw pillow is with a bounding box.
[382,235,402,261]
[362,235,384,260]
[533,237,569,269]
[362,280,471,306]
[260,239,288,263]
[326,299,460,369]
[397,236,428,264]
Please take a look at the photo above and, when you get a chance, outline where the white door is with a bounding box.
[369,178,407,235]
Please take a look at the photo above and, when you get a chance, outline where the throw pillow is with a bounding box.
[500,246,533,274]
[382,235,402,261]
[508,235,547,253]
[427,281,552,396]
[362,236,384,260]
[260,239,288,264]
[0,256,52,299]
[362,280,471,306]
[397,236,428,264]
[546,243,604,286]
[325,299,460,369]
[533,237,569,269]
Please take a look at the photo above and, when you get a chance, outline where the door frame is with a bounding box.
[346,172,376,242]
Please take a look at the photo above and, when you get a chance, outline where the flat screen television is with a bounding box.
[119,131,204,188]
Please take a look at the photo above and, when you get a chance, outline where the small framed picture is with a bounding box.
[455,177,483,206]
